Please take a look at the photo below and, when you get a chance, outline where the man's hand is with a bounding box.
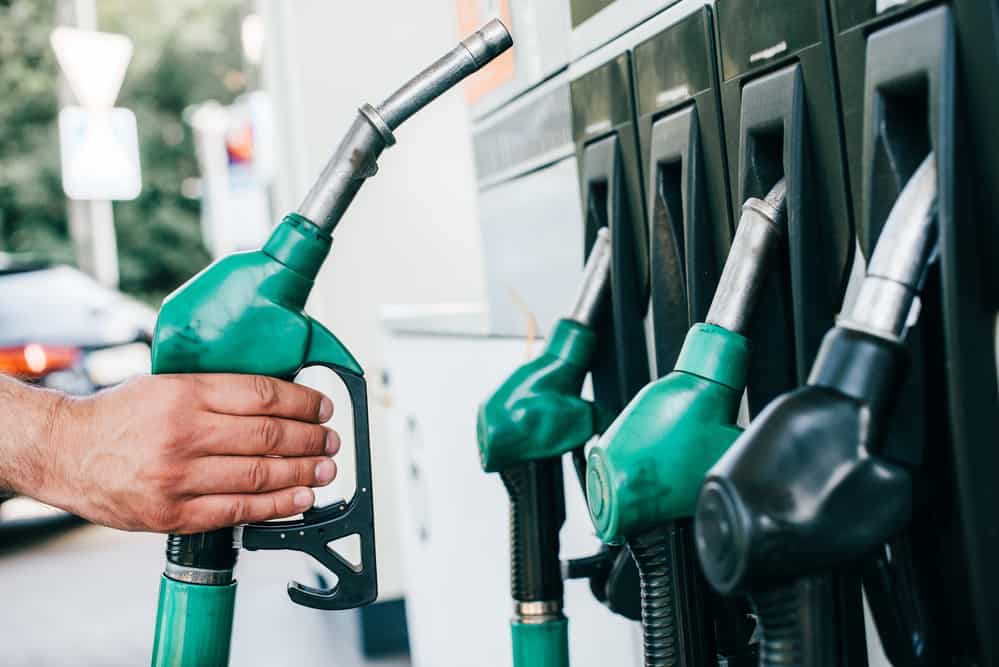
[1,374,340,534]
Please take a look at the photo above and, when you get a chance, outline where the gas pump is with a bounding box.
[585,180,786,667]
[695,155,937,667]
[477,229,614,667]
[148,21,512,666]
[713,1,866,659]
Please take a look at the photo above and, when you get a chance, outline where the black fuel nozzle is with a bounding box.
[695,155,937,666]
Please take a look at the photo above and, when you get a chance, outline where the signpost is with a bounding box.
[50,23,141,288]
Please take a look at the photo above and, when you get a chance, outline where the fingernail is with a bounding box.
[318,397,334,422]
[325,430,341,456]
[294,489,314,509]
[315,459,336,485]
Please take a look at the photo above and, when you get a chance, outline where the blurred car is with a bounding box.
[0,253,156,529]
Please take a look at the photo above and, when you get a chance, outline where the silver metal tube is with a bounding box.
[569,227,612,327]
[705,180,788,334]
[377,19,512,130]
[295,20,513,234]
[838,155,937,341]
[296,112,390,234]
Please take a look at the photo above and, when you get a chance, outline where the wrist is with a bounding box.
[0,377,71,500]
[35,389,72,499]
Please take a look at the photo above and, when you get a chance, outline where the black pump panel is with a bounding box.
[571,53,650,414]
[716,0,854,416]
[831,3,999,664]
[834,0,999,305]
[633,7,733,378]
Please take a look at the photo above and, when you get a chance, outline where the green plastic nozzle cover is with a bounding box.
[586,323,748,544]
[152,214,360,377]
[477,319,605,473]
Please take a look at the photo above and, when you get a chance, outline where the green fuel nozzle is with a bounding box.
[150,20,512,666]
[585,180,787,544]
[478,227,611,474]
[476,230,615,666]
[694,155,938,667]
[584,180,787,667]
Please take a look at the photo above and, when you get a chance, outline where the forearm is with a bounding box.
[0,375,65,498]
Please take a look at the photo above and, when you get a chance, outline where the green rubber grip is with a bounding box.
[151,576,237,667]
[511,618,570,667]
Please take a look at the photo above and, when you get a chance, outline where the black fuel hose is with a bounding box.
[752,574,837,667]
[629,528,678,666]
[628,522,717,667]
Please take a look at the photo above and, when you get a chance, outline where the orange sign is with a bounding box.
[455,0,515,105]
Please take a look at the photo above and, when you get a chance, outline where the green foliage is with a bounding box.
[0,0,246,304]
[0,0,71,264]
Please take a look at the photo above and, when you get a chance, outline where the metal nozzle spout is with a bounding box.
[296,19,513,234]
[461,18,514,69]
[376,18,512,130]
[838,154,937,341]
[705,179,788,334]
[569,228,612,327]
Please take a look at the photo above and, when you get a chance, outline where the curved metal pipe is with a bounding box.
[569,227,612,327]
[839,154,937,341]
[377,19,512,130]
[296,19,513,233]
[705,179,788,334]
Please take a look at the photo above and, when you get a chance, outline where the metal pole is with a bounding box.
[56,0,120,289]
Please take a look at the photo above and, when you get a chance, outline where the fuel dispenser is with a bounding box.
[712,1,866,661]
[827,3,999,664]
[626,5,758,664]
[570,52,650,415]
[477,230,614,667]
[567,29,655,629]
[695,154,938,667]
[633,5,732,378]
[585,178,789,667]
[148,21,512,666]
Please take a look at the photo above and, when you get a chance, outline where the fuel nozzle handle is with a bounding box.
[297,19,513,234]
[706,179,787,334]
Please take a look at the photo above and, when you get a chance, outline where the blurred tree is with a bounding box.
[0,0,247,303]
[0,0,71,264]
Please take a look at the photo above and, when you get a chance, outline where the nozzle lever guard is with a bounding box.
[243,364,377,610]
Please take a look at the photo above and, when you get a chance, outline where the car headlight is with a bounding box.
[84,342,151,387]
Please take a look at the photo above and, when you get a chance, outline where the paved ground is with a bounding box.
[0,520,410,666]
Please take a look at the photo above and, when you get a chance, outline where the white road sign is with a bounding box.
[50,27,133,108]
[58,107,142,201]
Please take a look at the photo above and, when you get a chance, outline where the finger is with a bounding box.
[174,487,316,533]
[181,374,333,422]
[191,414,340,457]
[179,456,337,495]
